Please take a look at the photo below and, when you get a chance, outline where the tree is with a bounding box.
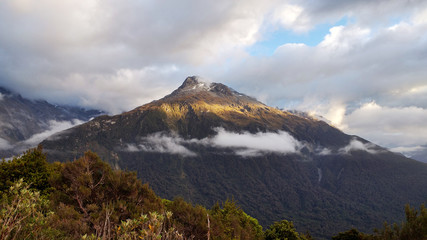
[373,204,427,240]
[49,151,163,239]
[0,146,52,195]
[265,220,310,240]
[332,228,366,240]
[0,179,60,239]
[209,199,264,240]
[115,211,184,240]
[165,197,209,239]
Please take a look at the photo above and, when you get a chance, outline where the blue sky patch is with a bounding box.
[247,17,349,56]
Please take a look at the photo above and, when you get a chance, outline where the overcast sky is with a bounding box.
[1,0,427,154]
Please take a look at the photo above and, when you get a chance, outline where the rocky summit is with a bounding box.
[41,76,427,239]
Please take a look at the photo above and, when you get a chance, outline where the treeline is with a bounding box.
[0,147,425,240]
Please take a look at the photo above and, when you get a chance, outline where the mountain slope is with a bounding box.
[0,87,102,158]
[41,77,427,239]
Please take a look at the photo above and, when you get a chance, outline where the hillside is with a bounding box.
[0,87,102,158]
[41,77,427,239]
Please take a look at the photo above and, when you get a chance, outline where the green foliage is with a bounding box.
[49,151,163,238]
[265,220,310,240]
[165,197,210,239]
[332,228,366,240]
[370,204,427,240]
[210,199,264,240]
[0,146,52,195]
[116,211,184,240]
[334,204,427,240]
[4,147,426,240]
[0,179,61,240]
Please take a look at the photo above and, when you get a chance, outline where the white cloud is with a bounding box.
[0,138,12,150]
[0,93,4,101]
[125,132,196,157]
[22,119,83,146]
[272,4,310,32]
[341,102,427,148]
[390,145,426,153]
[319,25,371,52]
[317,147,332,156]
[339,139,378,154]
[208,128,302,156]
[121,128,303,157]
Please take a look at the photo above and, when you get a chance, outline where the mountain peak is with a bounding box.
[177,76,212,92]
[164,76,256,104]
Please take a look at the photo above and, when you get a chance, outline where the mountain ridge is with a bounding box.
[40,77,427,239]
[0,86,103,158]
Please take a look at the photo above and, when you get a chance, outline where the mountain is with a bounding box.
[0,86,103,158]
[41,77,427,239]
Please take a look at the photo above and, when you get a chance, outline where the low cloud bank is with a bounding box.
[23,119,84,147]
[339,139,378,154]
[125,132,197,157]
[1,119,84,156]
[390,145,427,163]
[208,128,303,157]
[123,128,303,157]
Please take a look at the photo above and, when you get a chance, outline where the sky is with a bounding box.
[1,0,427,156]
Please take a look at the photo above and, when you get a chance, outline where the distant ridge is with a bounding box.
[0,86,103,158]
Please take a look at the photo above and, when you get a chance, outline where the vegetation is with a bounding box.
[332,205,427,240]
[1,147,426,239]
[264,220,311,240]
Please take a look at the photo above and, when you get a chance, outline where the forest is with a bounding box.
[0,147,426,240]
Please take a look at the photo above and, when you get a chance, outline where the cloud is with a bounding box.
[225,19,427,109]
[390,145,427,163]
[207,128,303,157]
[1,0,427,154]
[0,0,273,113]
[122,128,303,157]
[22,119,83,147]
[339,139,378,154]
[342,102,427,149]
[272,4,310,32]
[124,132,196,157]
[0,93,4,101]
[390,145,426,153]
[0,138,12,150]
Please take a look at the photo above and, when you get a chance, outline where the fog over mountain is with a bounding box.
[0,87,102,158]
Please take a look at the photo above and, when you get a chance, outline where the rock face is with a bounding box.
[41,77,427,239]
[0,87,102,158]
